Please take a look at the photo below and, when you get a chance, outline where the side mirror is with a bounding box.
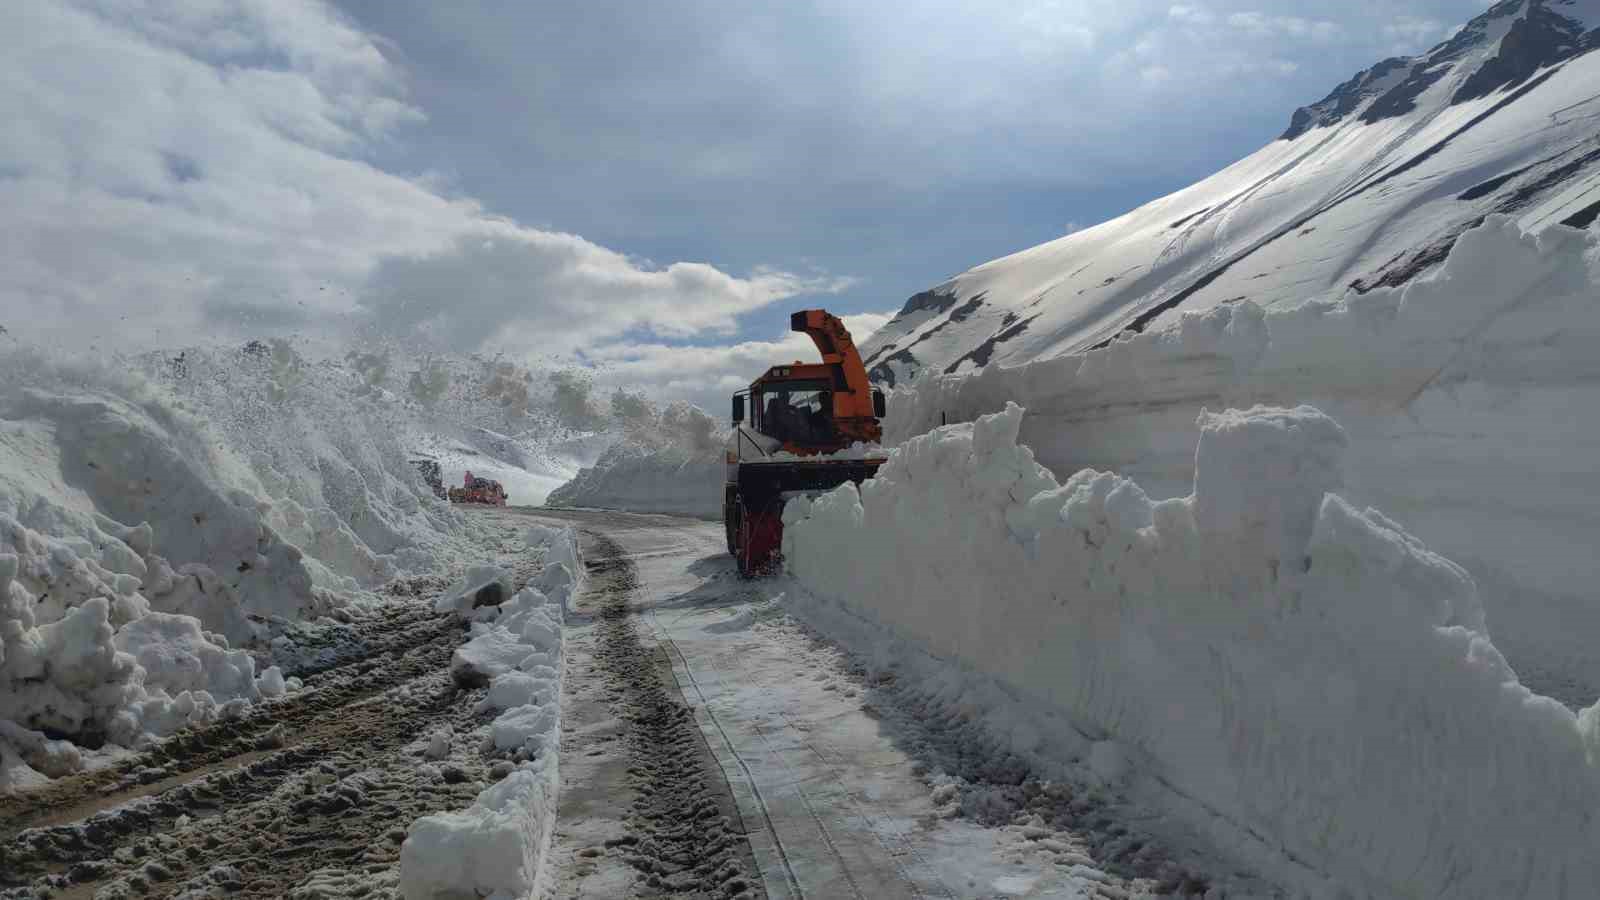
[732,395,745,424]
[872,389,886,419]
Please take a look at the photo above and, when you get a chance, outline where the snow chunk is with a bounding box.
[423,726,452,762]
[488,704,558,756]
[400,767,558,900]
[0,591,142,743]
[257,666,286,699]
[435,565,513,615]
[450,590,562,690]
[477,671,557,716]
[114,612,259,703]
[0,719,82,779]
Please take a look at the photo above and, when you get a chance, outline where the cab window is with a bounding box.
[754,387,832,444]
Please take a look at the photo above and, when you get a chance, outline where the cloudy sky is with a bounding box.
[2,0,1493,408]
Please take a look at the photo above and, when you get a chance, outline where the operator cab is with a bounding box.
[728,309,887,458]
[732,365,837,449]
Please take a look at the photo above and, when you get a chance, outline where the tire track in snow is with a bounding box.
[0,598,496,899]
[574,531,763,898]
[652,633,811,900]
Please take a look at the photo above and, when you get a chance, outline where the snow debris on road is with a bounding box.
[399,523,582,900]
[435,564,516,616]
[887,216,1600,706]
[783,400,1600,899]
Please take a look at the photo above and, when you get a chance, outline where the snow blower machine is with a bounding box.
[724,309,888,576]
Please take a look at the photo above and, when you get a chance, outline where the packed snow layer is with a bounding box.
[0,346,476,787]
[783,403,1600,899]
[400,525,580,900]
[884,217,1600,705]
[547,440,723,519]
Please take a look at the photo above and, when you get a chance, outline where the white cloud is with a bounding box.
[363,230,853,354]
[0,0,836,354]
[840,311,893,343]
[1225,11,1341,41]
[1100,1,1363,118]
[1168,4,1217,26]
[1,0,1511,390]
[581,308,900,413]
[1383,17,1447,54]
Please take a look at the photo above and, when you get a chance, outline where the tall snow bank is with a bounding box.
[548,397,725,517]
[144,344,471,589]
[0,345,476,784]
[784,402,1600,899]
[547,440,722,518]
[400,525,580,900]
[884,216,1600,705]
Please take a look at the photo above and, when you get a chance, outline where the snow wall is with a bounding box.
[547,440,723,519]
[783,402,1600,900]
[401,524,580,900]
[885,217,1600,705]
[0,346,476,786]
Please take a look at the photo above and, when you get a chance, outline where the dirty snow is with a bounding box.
[399,524,580,900]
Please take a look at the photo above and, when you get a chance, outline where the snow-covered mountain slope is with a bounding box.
[862,0,1600,384]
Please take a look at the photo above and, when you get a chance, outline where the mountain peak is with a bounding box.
[1281,0,1600,140]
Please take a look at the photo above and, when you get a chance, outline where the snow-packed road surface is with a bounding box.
[529,507,1213,899]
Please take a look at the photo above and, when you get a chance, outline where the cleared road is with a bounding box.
[0,507,1187,899]
[527,507,1149,900]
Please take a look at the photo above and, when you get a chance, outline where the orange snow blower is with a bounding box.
[724,309,888,576]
